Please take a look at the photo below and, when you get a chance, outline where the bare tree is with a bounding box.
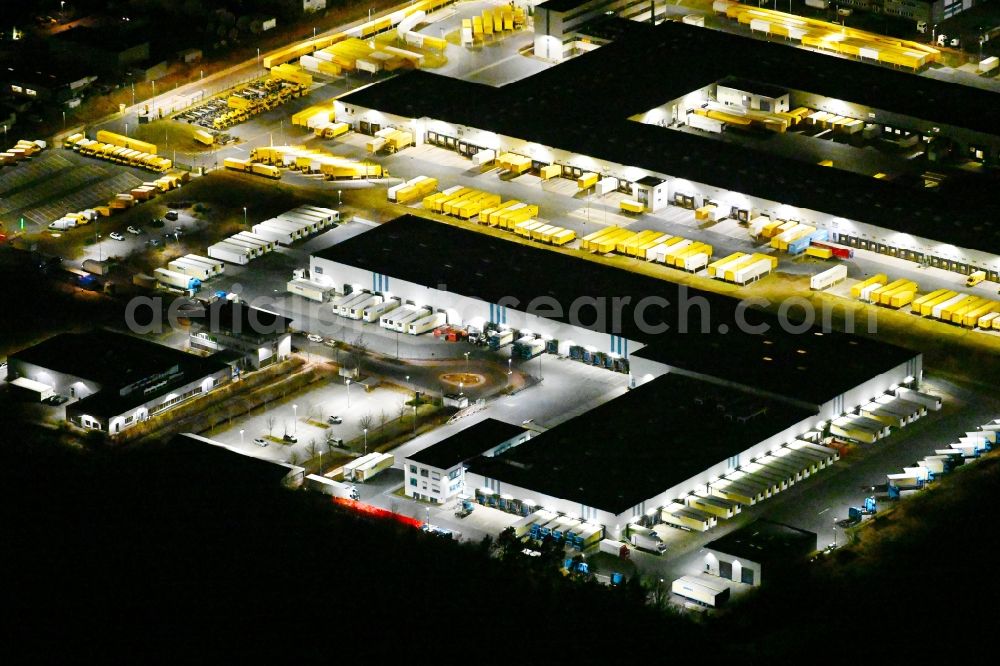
[397,401,409,425]
[307,438,318,462]
[351,334,368,375]
[305,402,321,424]
[358,412,375,442]
[266,414,276,437]
[378,409,388,437]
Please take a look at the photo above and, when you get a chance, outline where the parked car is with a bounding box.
[306,334,323,343]
[327,415,342,425]
[44,394,69,406]
[164,211,179,221]
[253,438,268,447]
[109,232,125,241]
[327,436,344,447]
[126,225,142,235]
[146,239,160,247]
[283,434,297,444]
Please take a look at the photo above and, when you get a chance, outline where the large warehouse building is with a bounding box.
[310,216,921,535]
[334,18,1000,280]
[5,330,234,434]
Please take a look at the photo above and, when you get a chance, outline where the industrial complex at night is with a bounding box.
[4,0,1000,657]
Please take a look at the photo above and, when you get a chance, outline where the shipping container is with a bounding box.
[407,311,447,335]
[167,258,214,281]
[154,267,201,292]
[335,290,374,317]
[345,294,384,320]
[363,298,400,323]
[810,264,847,290]
[672,576,729,607]
[287,277,334,302]
[207,241,251,265]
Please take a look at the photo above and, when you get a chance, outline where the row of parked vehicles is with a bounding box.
[176,77,305,131]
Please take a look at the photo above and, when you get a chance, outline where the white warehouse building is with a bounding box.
[308,216,922,536]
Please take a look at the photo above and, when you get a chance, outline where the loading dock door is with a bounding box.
[719,560,733,580]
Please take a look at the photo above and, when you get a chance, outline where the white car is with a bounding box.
[306,334,324,343]
[253,438,268,447]
[109,232,125,241]
[127,226,142,235]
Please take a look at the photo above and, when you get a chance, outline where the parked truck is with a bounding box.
[627,525,667,554]
[154,267,201,292]
[488,328,514,350]
[251,163,281,179]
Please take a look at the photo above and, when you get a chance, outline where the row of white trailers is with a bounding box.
[207,206,339,265]
[327,289,448,336]
[830,387,939,445]
[886,422,998,495]
[343,452,395,482]
[656,439,841,532]
[154,253,227,291]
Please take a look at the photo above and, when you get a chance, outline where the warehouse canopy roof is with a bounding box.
[705,519,818,564]
[315,216,917,406]
[468,374,815,514]
[409,418,525,469]
[339,20,1000,255]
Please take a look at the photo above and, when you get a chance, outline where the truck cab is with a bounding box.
[966,270,986,287]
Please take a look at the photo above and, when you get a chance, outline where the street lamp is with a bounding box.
[832,518,838,548]
[292,403,298,434]
[243,206,247,226]
[363,427,368,455]
[464,351,470,371]
[346,379,351,407]
[406,374,410,392]
[239,429,244,447]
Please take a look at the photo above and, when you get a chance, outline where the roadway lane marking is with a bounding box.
[818,507,830,515]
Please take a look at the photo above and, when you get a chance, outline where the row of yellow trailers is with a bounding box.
[1,139,45,166]
[580,226,715,271]
[389,175,439,204]
[719,3,940,69]
[852,274,1000,329]
[64,133,172,173]
[911,289,1000,329]
[423,186,501,219]
[95,172,187,217]
[248,145,383,179]
[691,105,809,134]
[263,0,451,70]
[708,252,778,285]
[463,5,525,43]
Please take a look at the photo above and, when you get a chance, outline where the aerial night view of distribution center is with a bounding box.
[5,0,1000,659]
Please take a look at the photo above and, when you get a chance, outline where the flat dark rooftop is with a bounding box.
[316,215,917,406]
[409,418,525,469]
[718,76,789,100]
[705,519,818,563]
[537,0,598,13]
[192,301,293,338]
[11,330,216,389]
[468,374,815,514]
[340,19,1000,255]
